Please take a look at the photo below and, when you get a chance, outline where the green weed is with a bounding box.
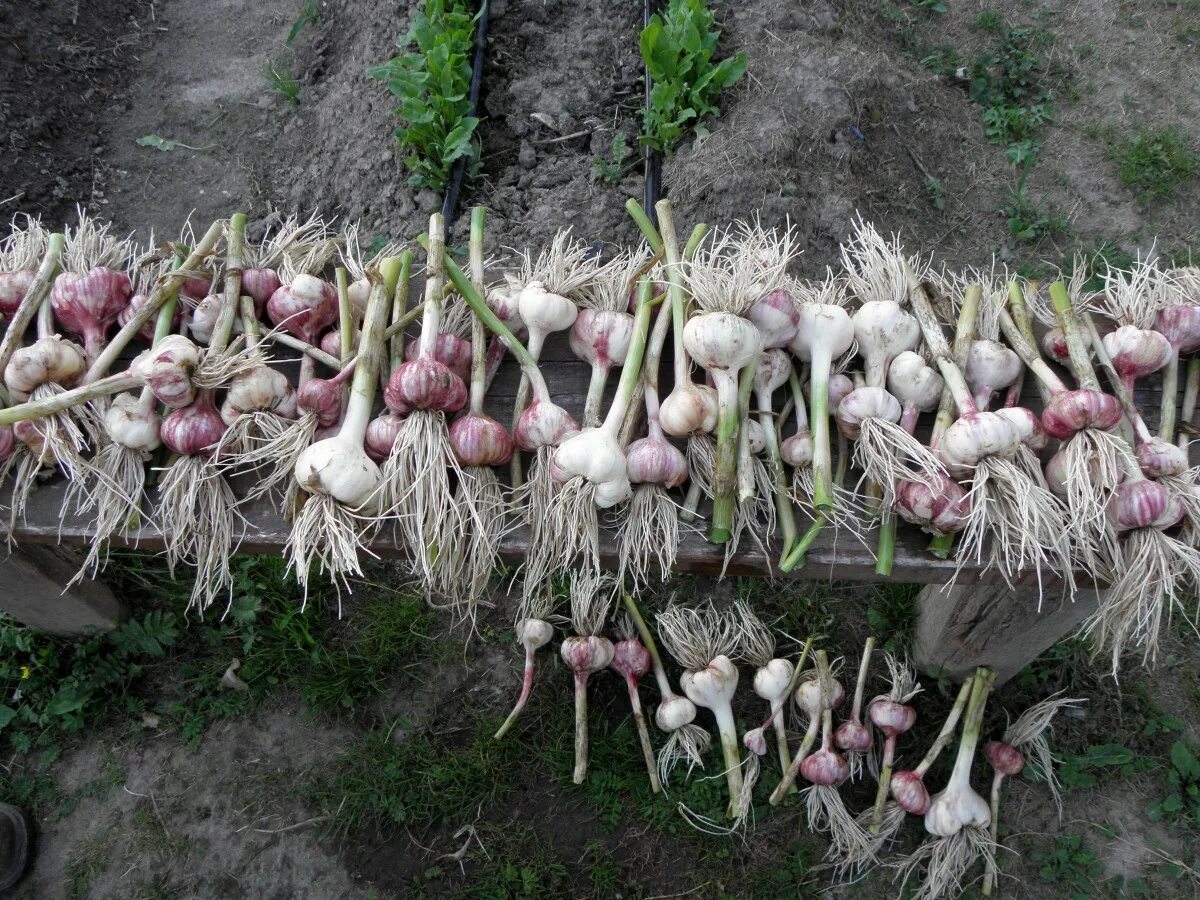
[65,833,112,900]
[639,0,746,153]
[1146,740,1200,829]
[1032,833,1102,895]
[264,59,301,105]
[287,0,320,44]
[371,0,481,192]
[925,176,946,210]
[1111,127,1199,201]
[1000,171,1067,242]
[592,131,630,184]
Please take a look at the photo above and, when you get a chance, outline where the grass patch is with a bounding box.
[306,715,534,837]
[65,832,112,899]
[264,58,301,105]
[1111,127,1199,201]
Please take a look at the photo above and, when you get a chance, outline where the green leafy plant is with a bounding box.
[1000,170,1067,242]
[1146,740,1200,828]
[287,0,321,44]
[592,132,630,184]
[1033,833,1103,897]
[1111,127,1199,201]
[264,58,302,105]
[370,0,481,192]
[925,176,946,210]
[639,0,746,153]
[1058,743,1154,789]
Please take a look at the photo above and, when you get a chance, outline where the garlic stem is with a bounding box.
[1049,280,1100,391]
[0,232,64,404]
[468,208,488,416]
[573,671,591,784]
[1160,353,1180,442]
[419,214,445,359]
[1179,357,1200,451]
[389,251,413,376]
[1007,279,1048,406]
[656,200,693,396]
[600,282,653,437]
[982,769,1005,896]
[710,367,741,544]
[997,307,1070,396]
[906,272,979,417]
[210,214,246,356]
[625,199,663,253]
[914,676,975,778]
[758,374,798,557]
[736,361,756,505]
[493,646,537,740]
[342,258,401,441]
[621,590,674,697]
[336,268,353,362]
[808,346,833,511]
[623,672,661,793]
[1082,310,1146,446]
[869,732,899,834]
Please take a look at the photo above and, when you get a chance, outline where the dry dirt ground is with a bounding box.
[2,0,1200,897]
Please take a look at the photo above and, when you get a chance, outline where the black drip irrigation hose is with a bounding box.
[643,0,663,220]
[441,0,490,238]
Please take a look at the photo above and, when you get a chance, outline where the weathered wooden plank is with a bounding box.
[0,544,128,635]
[913,582,1101,685]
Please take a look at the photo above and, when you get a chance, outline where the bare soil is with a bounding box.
[2,0,1200,897]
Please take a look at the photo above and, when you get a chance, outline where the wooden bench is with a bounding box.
[0,328,1123,684]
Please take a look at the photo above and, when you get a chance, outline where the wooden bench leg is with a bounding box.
[914,582,1101,685]
[0,545,128,635]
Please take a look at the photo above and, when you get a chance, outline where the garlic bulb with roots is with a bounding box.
[608,616,664,793]
[560,571,616,784]
[965,339,1022,410]
[748,287,800,349]
[924,671,993,836]
[287,253,400,597]
[656,601,750,819]
[837,385,946,505]
[494,616,555,739]
[737,601,797,779]
[5,335,87,397]
[50,215,133,362]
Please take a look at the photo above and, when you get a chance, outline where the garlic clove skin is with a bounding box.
[746,418,766,455]
[610,638,651,680]
[130,335,201,409]
[752,658,794,703]
[266,274,338,340]
[518,281,577,336]
[890,771,930,815]
[895,475,970,534]
[868,699,917,737]
[449,412,514,467]
[569,309,635,370]
[1041,389,1123,439]
[120,292,181,341]
[780,430,813,467]
[655,693,698,732]
[593,474,632,508]
[683,312,763,374]
[681,654,740,710]
[836,386,902,439]
[853,300,920,385]
[993,406,1047,452]
[1115,478,1173,531]
[297,377,346,428]
[320,330,353,360]
[405,333,474,385]
[105,393,161,453]
[160,393,226,458]
[347,277,371,321]
[560,635,616,676]
[1103,325,1172,384]
[5,336,88,394]
[801,748,851,786]
[516,617,554,651]
[659,382,718,437]
[794,677,843,717]
[625,436,688,487]
[384,356,468,413]
[1041,326,1070,363]
[966,339,1023,408]
[189,294,222,345]
[1136,437,1188,478]
[242,268,282,311]
[939,411,1022,476]
[834,721,872,753]
[828,373,855,412]
[743,726,768,756]
[219,364,294,423]
[514,400,578,451]
[748,288,800,349]
[487,282,525,333]
[294,437,382,509]
[0,424,15,462]
[51,266,133,357]
[887,350,943,413]
[1155,305,1200,354]
[364,412,406,462]
[754,348,792,397]
[791,304,854,362]
[925,781,991,836]
[0,271,36,317]
[984,740,1025,777]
